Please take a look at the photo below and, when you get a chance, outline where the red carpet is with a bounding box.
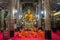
[52,30,60,40]
[0,30,60,40]
[0,32,3,40]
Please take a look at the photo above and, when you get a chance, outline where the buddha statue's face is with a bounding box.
[27,9,31,14]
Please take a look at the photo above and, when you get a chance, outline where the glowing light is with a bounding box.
[52,11,56,12]
[12,8,15,19]
[35,14,39,18]
[15,9,18,13]
[13,9,18,13]
[41,11,44,14]
[12,9,18,19]
[57,3,60,4]
[54,12,60,16]
[19,15,22,19]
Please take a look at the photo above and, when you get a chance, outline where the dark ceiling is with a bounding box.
[0,0,60,11]
[50,0,60,10]
[0,0,8,8]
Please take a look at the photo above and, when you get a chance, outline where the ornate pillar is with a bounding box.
[44,0,51,40]
[19,2,22,20]
[1,10,5,24]
[38,0,42,30]
[19,1,22,28]
[8,0,20,37]
[8,0,16,31]
[1,9,5,31]
[16,0,20,30]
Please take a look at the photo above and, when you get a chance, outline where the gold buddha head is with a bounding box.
[27,8,31,14]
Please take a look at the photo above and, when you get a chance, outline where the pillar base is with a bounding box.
[57,26,60,30]
[1,30,3,32]
[45,30,51,40]
[52,28,57,32]
[10,31,14,37]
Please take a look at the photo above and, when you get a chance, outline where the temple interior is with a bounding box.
[0,0,60,40]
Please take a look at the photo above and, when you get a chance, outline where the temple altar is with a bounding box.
[22,9,36,30]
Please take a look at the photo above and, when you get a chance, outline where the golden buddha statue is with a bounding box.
[23,9,36,22]
[22,9,36,30]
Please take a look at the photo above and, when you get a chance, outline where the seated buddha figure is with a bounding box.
[23,9,36,22]
[22,9,36,30]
